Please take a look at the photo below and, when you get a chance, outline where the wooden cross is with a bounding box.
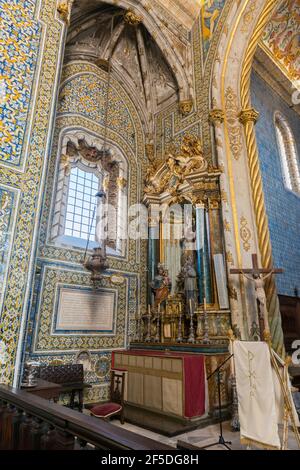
[230,254,283,276]
[230,254,283,339]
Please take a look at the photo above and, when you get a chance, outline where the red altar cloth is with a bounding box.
[112,350,206,418]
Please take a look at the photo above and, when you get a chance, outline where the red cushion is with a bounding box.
[90,402,122,418]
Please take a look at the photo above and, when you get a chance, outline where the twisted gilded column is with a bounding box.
[238,0,284,356]
[239,110,284,356]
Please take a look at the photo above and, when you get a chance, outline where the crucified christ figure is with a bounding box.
[230,254,283,339]
[242,270,274,334]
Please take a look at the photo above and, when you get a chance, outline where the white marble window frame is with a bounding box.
[50,130,128,256]
[274,111,300,197]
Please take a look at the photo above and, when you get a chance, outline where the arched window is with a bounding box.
[274,112,300,195]
[64,165,99,242]
[50,131,128,256]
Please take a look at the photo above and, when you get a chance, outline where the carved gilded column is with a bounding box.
[210,108,244,337]
[239,108,284,355]
[148,212,160,304]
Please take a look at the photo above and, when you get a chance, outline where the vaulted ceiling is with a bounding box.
[66,1,195,137]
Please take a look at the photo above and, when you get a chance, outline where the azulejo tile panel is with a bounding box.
[0,187,18,310]
[58,72,136,150]
[251,71,300,296]
[0,1,64,384]
[0,0,40,167]
[31,265,135,353]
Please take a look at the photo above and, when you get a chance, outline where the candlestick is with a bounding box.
[176,303,183,343]
[202,298,210,345]
[154,305,161,343]
[187,298,195,344]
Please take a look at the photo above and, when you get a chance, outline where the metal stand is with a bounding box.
[198,354,233,450]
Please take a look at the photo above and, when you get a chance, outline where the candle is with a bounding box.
[204,297,207,311]
[189,299,193,314]
[179,303,182,314]
[148,305,151,315]
[158,304,160,313]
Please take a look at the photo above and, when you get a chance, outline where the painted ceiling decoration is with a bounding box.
[201,0,226,61]
[261,0,300,80]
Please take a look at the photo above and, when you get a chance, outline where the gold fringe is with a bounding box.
[240,436,280,451]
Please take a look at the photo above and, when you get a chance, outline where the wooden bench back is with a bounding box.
[38,364,84,384]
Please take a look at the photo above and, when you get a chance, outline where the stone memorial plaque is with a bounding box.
[55,287,116,333]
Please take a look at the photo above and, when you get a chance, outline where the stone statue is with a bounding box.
[181,255,198,305]
[151,263,171,311]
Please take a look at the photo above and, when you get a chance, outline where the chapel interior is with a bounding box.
[0,0,300,451]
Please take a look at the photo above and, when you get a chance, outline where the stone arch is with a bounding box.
[210,0,284,353]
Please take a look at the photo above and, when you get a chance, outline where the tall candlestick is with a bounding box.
[202,296,210,345]
[188,298,195,343]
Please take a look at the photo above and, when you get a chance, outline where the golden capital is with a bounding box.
[208,198,220,210]
[124,10,142,26]
[179,100,194,116]
[195,201,206,209]
[57,0,73,25]
[239,108,260,125]
[209,109,225,125]
[117,177,127,190]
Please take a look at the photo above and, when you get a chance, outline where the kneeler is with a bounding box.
[90,370,125,425]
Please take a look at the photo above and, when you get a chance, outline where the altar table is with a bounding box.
[112,350,205,419]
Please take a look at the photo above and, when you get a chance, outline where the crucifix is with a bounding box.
[230,254,283,340]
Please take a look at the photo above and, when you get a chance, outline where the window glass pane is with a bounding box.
[64,166,99,242]
[68,197,75,206]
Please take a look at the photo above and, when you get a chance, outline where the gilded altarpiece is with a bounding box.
[135,135,231,350]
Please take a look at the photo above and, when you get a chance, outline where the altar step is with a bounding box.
[123,403,231,437]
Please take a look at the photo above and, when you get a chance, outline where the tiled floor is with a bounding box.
[112,420,300,450]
